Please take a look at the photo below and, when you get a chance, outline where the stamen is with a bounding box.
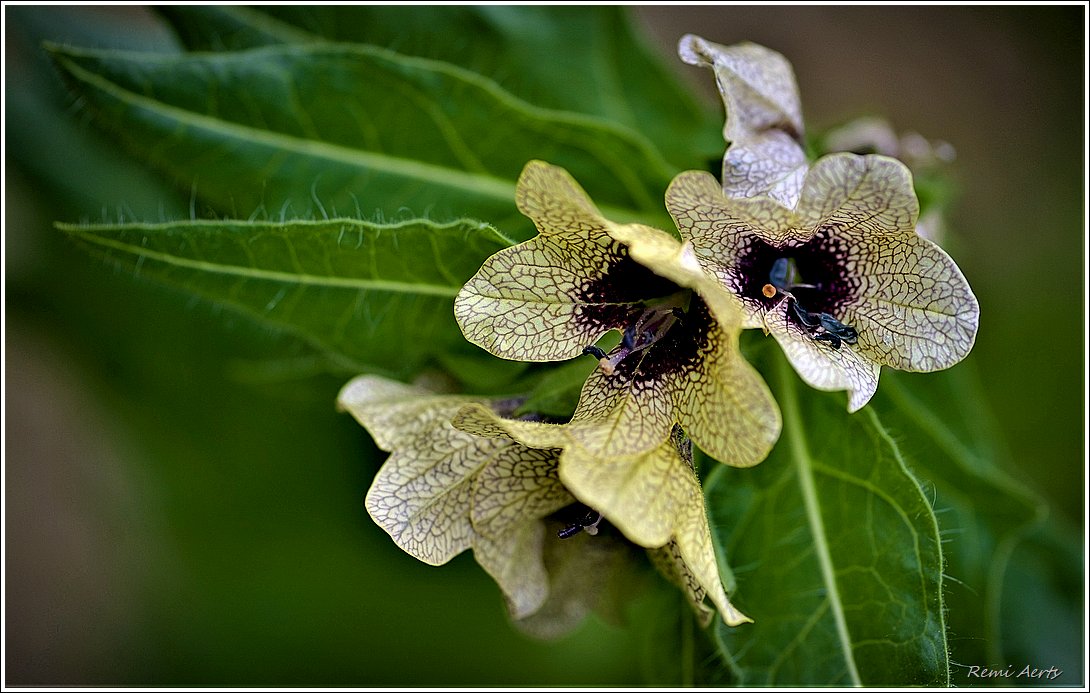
[558,506,604,539]
[581,304,681,376]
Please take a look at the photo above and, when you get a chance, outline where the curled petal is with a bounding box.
[678,36,803,148]
[678,35,807,207]
[474,521,550,620]
[337,375,474,451]
[452,402,568,449]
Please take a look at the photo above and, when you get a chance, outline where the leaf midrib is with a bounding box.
[778,356,863,686]
[58,224,462,298]
[49,45,662,225]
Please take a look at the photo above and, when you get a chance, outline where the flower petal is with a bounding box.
[678,35,808,207]
[558,438,695,548]
[671,305,781,467]
[672,490,752,626]
[843,234,979,372]
[794,153,918,237]
[452,402,569,449]
[337,375,474,451]
[455,161,674,361]
[605,223,781,466]
[470,443,574,539]
[666,168,794,329]
[764,298,880,412]
[473,520,550,620]
[363,417,509,565]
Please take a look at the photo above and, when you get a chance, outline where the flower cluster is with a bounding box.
[339,35,978,635]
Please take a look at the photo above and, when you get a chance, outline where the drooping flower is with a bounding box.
[337,375,571,619]
[337,374,748,629]
[452,405,750,625]
[450,160,782,626]
[666,153,980,411]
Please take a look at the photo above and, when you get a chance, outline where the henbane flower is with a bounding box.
[667,153,980,412]
[337,375,747,629]
[450,160,783,626]
[673,36,980,411]
[454,160,781,468]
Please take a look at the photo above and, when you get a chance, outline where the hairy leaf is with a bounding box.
[705,349,948,686]
[56,217,512,376]
[47,42,676,240]
[156,5,722,171]
[871,367,1045,678]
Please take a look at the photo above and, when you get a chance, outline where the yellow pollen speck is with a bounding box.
[761,284,777,298]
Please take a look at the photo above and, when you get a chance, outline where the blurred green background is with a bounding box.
[4,5,1084,685]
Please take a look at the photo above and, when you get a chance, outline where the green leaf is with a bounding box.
[871,366,1045,676]
[46,42,677,240]
[704,348,948,686]
[55,217,512,377]
[156,6,722,170]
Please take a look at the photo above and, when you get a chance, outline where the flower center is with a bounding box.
[582,300,683,375]
[737,234,860,349]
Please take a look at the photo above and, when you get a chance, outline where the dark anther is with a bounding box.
[786,290,858,350]
[790,299,822,328]
[818,313,858,344]
[558,507,603,539]
[582,345,608,360]
[557,523,585,539]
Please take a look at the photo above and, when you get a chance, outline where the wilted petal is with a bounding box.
[474,520,550,619]
[679,35,808,207]
[722,131,809,208]
[678,36,803,146]
[514,525,641,639]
